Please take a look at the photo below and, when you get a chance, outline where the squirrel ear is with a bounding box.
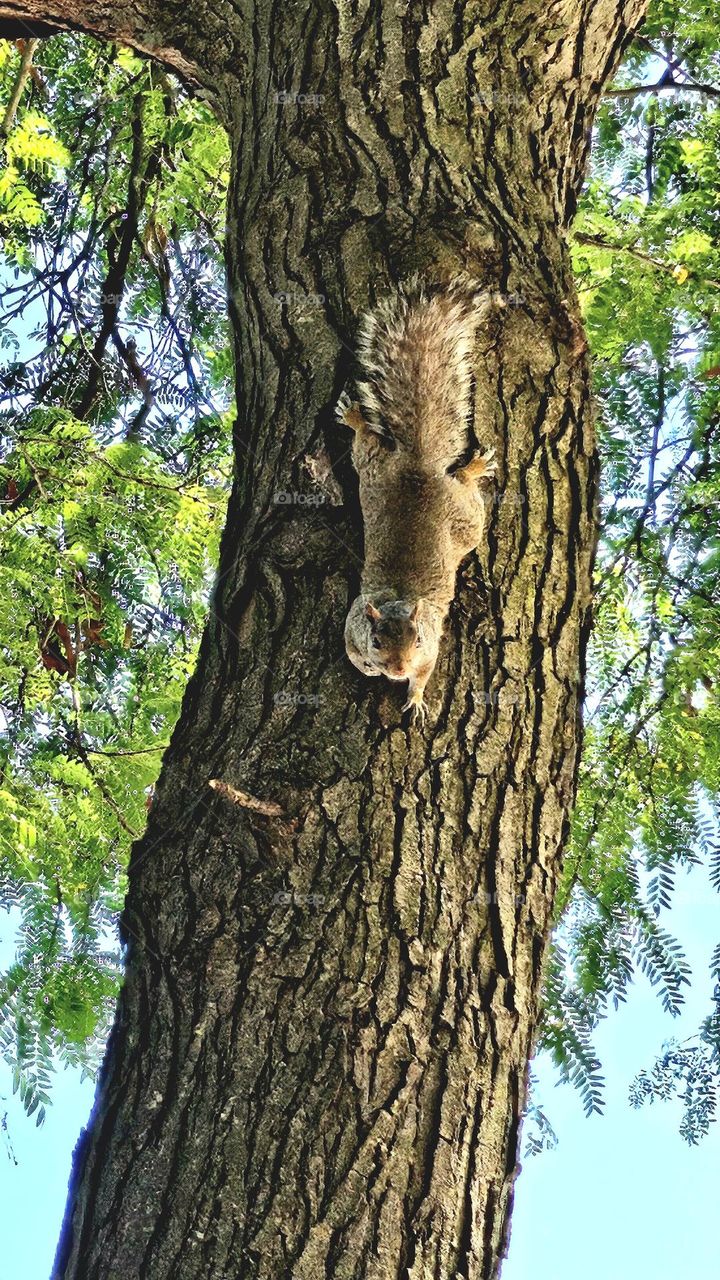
[365,601,381,622]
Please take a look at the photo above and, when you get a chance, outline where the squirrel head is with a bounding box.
[362,599,432,680]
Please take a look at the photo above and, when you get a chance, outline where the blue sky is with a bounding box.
[1,861,718,1279]
[504,865,720,1280]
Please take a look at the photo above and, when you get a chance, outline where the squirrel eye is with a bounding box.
[372,636,381,649]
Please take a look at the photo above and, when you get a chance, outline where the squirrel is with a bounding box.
[337,277,499,725]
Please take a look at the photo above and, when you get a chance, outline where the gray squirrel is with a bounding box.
[337,277,499,724]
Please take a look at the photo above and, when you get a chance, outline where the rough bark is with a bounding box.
[2,2,648,1277]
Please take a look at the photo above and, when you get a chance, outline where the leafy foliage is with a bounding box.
[538,3,720,1140]
[628,945,720,1142]
[0,35,231,1119]
[523,1071,560,1157]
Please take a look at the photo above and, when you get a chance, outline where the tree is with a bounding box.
[5,1,718,1277]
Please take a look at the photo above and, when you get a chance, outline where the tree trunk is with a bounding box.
[1,2,648,1277]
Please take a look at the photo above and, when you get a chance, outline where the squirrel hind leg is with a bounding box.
[336,391,395,453]
[454,448,497,484]
[335,391,368,433]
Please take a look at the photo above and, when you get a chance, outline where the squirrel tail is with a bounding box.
[354,275,501,471]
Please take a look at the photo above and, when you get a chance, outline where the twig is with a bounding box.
[72,732,141,837]
[208,778,284,817]
[645,362,665,518]
[1,38,39,140]
[573,232,720,290]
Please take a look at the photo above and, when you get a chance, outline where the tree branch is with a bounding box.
[606,80,720,99]
[0,36,39,137]
[0,1,240,105]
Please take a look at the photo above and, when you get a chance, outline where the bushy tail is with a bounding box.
[354,276,499,472]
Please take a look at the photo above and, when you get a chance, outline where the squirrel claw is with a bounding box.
[335,390,352,421]
[402,695,428,727]
[475,447,497,478]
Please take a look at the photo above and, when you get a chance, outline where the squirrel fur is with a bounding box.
[338,277,499,724]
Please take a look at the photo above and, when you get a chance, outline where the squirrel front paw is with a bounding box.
[402,691,428,727]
